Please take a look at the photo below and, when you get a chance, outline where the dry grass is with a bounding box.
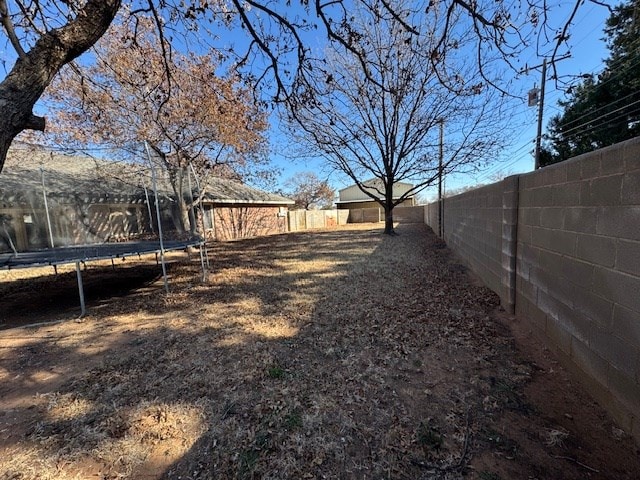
[1,224,639,480]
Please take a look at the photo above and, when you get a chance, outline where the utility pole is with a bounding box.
[525,54,570,170]
[438,119,444,238]
[534,58,547,170]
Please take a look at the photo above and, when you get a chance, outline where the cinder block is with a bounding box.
[540,249,566,275]
[607,364,640,415]
[538,288,570,319]
[540,207,564,229]
[533,186,555,207]
[502,175,520,194]
[566,161,582,182]
[581,152,603,179]
[564,207,598,234]
[596,206,640,241]
[576,233,616,267]
[542,164,567,185]
[612,304,640,348]
[592,266,640,313]
[519,171,537,189]
[600,143,625,175]
[623,137,640,170]
[574,290,614,328]
[552,182,581,206]
[591,326,637,378]
[563,307,595,345]
[529,263,556,293]
[583,175,623,206]
[520,207,541,227]
[518,224,533,245]
[518,241,539,263]
[616,239,640,276]
[545,316,572,354]
[522,298,547,331]
[519,188,535,206]
[502,223,517,242]
[530,227,577,255]
[621,171,640,205]
[570,336,609,388]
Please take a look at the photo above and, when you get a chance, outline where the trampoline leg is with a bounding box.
[160,249,169,293]
[111,258,116,271]
[75,261,86,317]
[203,243,210,269]
[199,243,206,282]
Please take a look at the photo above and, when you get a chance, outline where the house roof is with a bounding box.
[0,145,293,207]
[201,177,293,205]
[337,179,415,203]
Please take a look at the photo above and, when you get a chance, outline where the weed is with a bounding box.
[267,364,285,379]
[490,377,530,413]
[417,420,443,452]
[545,427,569,447]
[284,411,303,430]
[238,448,259,478]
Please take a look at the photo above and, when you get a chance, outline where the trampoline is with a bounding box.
[0,142,212,318]
[0,239,206,318]
[0,239,202,269]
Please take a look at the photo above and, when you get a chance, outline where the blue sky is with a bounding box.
[265,1,617,199]
[1,1,617,199]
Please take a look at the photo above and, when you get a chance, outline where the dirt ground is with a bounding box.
[0,223,638,480]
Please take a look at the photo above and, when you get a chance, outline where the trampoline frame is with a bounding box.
[0,239,206,317]
[1,142,209,317]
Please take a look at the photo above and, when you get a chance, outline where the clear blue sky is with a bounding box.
[438,0,615,199]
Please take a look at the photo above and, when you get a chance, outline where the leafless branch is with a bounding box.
[0,0,26,57]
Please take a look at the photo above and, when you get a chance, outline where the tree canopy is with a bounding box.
[285,3,508,233]
[0,0,607,174]
[542,0,640,165]
[44,16,268,232]
[284,172,335,210]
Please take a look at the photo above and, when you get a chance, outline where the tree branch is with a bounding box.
[0,0,26,58]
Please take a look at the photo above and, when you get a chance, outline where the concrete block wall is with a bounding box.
[439,179,518,310]
[425,137,640,440]
[393,205,426,224]
[516,138,640,437]
[348,207,382,223]
[424,202,439,230]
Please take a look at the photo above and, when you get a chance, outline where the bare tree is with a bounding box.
[285,172,335,210]
[0,0,607,174]
[285,3,509,234]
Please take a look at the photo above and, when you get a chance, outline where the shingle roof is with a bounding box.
[0,145,293,206]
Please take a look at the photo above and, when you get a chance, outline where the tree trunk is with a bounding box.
[384,206,395,235]
[0,0,121,173]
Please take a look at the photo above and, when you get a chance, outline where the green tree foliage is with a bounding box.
[543,0,640,165]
